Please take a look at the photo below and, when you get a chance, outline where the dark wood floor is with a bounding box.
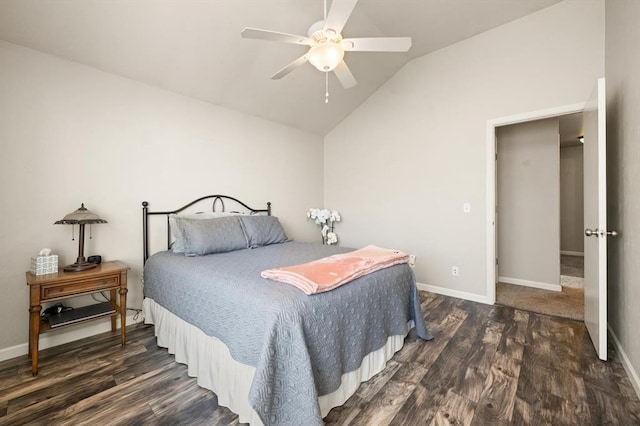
[1,292,639,425]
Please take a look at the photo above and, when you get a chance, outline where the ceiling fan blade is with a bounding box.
[324,0,359,34]
[241,27,312,45]
[271,54,309,80]
[333,60,357,89]
[341,37,412,52]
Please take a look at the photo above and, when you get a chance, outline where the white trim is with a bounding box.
[417,282,491,305]
[486,122,497,304]
[608,324,640,400]
[597,77,608,360]
[498,276,562,292]
[0,343,28,363]
[560,250,584,256]
[0,313,139,363]
[486,102,586,305]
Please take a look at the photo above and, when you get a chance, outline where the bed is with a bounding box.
[141,195,431,425]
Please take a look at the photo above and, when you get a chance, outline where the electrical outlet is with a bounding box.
[408,254,416,268]
[452,266,459,276]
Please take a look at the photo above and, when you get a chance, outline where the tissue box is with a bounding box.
[30,255,59,275]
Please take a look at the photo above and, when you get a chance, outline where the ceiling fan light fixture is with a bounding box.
[241,0,411,95]
[308,42,344,72]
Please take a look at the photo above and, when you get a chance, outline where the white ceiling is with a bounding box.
[0,0,562,135]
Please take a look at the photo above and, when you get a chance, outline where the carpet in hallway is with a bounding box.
[561,254,584,288]
[496,282,583,321]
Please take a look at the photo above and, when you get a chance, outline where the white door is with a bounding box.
[583,78,610,361]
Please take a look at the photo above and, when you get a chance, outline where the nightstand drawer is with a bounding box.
[41,275,120,300]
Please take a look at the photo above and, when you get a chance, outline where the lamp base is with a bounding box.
[63,262,98,272]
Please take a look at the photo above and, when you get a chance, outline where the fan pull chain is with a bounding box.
[71,224,75,241]
[89,223,93,239]
[324,0,327,20]
[325,72,329,103]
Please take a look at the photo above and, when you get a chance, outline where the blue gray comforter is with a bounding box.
[143,241,431,425]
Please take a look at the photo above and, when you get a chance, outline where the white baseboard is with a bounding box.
[416,282,491,305]
[608,324,640,400]
[561,250,584,256]
[0,313,140,363]
[498,276,562,292]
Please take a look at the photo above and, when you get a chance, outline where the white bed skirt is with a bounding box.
[143,297,411,425]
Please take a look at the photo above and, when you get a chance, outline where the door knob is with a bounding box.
[585,228,598,237]
[603,230,619,238]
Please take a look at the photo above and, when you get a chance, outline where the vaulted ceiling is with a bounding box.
[0,0,562,135]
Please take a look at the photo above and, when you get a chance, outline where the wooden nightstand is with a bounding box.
[26,260,129,375]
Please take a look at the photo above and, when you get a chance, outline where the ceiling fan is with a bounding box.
[241,0,411,99]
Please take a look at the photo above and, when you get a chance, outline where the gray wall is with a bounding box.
[0,41,324,355]
[560,145,584,254]
[497,118,560,287]
[605,0,640,397]
[324,0,603,300]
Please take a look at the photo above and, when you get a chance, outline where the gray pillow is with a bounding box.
[174,216,247,256]
[239,215,289,248]
[170,212,235,253]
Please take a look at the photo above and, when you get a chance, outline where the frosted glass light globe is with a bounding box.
[308,42,344,72]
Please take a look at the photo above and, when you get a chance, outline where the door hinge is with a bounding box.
[496,258,499,266]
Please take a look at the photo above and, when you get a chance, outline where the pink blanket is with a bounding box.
[260,245,409,295]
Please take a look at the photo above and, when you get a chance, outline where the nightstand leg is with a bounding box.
[29,305,41,376]
[119,287,128,346]
[110,289,117,332]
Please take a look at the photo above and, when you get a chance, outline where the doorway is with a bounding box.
[487,80,608,360]
[493,113,584,320]
[484,102,585,305]
[559,113,585,292]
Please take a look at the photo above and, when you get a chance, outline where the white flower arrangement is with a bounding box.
[307,208,341,245]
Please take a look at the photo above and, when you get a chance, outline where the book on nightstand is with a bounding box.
[46,302,115,328]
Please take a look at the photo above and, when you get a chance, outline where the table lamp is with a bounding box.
[54,203,107,272]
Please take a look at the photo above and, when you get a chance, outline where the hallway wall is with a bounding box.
[497,117,560,289]
[560,145,584,254]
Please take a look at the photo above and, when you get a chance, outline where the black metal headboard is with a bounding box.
[142,195,271,264]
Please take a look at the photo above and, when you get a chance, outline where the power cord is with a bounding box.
[91,292,110,303]
[91,291,144,323]
[41,303,74,317]
[128,308,143,323]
